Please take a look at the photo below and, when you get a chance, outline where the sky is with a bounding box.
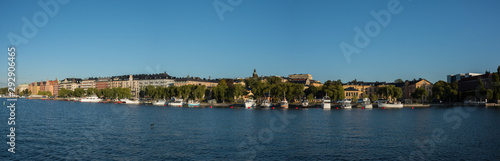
[1,0,499,86]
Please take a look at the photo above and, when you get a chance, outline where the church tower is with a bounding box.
[253,68,258,78]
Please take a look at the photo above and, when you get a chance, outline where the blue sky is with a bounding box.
[1,0,499,86]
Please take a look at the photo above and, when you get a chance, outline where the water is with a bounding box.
[1,98,500,160]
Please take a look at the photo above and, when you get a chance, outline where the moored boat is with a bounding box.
[245,99,256,108]
[168,97,184,106]
[361,98,373,108]
[120,98,140,104]
[321,94,331,109]
[153,99,166,106]
[80,95,102,103]
[301,99,309,108]
[187,100,200,107]
[280,92,288,108]
[261,99,272,108]
[378,102,403,108]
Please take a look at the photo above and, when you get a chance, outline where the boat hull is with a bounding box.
[168,102,183,106]
[378,103,403,108]
[80,99,101,103]
[153,101,166,106]
[322,103,331,109]
[245,102,256,108]
[363,104,373,108]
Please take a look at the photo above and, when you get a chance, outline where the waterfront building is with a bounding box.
[395,79,433,103]
[289,74,313,80]
[447,73,481,83]
[59,78,82,91]
[173,77,218,88]
[39,81,45,92]
[45,79,59,96]
[458,73,494,101]
[96,78,110,90]
[28,82,39,95]
[343,81,390,100]
[17,84,29,93]
[80,79,97,90]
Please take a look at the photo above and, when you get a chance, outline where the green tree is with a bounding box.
[214,80,228,102]
[394,79,404,84]
[370,94,378,102]
[377,85,402,102]
[352,95,358,104]
[86,88,99,96]
[37,91,52,96]
[412,87,428,103]
[492,73,500,101]
[59,88,73,98]
[73,88,85,97]
[0,87,8,95]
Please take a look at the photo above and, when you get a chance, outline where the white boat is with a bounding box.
[341,99,352,104]
[120,98,140,104]
[245,99,256,108]
[378,102,403,108]
[80,95,102,103]
[321,94,331,109]
[261,99,272,108]
[361,98,373,109]
[168,98,184,106]
[301,99,309,107]
[341,101,352,109]
[153,99,166,106]
[187,100,200,106]
[280,92,288,108]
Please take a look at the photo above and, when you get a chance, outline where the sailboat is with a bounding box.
[280,92,289,108]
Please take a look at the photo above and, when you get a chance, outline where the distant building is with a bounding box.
[81,78,97,90]
[173,78,218,88]
[28,82,39,95]
[45,79,59,96]
[447,73,481,83]
[17,84,29,93]
[59,78,82,91]
[395,79,433,103]
[289,74,313,80]
[458,73,493,93]
[96,78,110,90]
[253,69,258,78]
[343,81,390,100]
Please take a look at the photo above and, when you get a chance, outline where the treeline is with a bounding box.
[212,79,247,103]
[139,85,206,100]
[244,77,306,103]
[304,80,345,101]
[58,87,132,99]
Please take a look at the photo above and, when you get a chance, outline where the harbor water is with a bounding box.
[1,98,499,160]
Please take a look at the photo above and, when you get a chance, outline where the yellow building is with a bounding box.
[399,79,433,102]
[343,81,390,100]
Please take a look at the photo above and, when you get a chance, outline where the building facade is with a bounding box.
[447,73,481,83]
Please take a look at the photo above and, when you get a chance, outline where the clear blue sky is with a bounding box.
[1,0,499,86]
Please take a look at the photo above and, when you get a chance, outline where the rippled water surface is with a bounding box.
[1,99,499,160]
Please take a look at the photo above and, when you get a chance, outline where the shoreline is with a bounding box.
[17,97,500,108]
